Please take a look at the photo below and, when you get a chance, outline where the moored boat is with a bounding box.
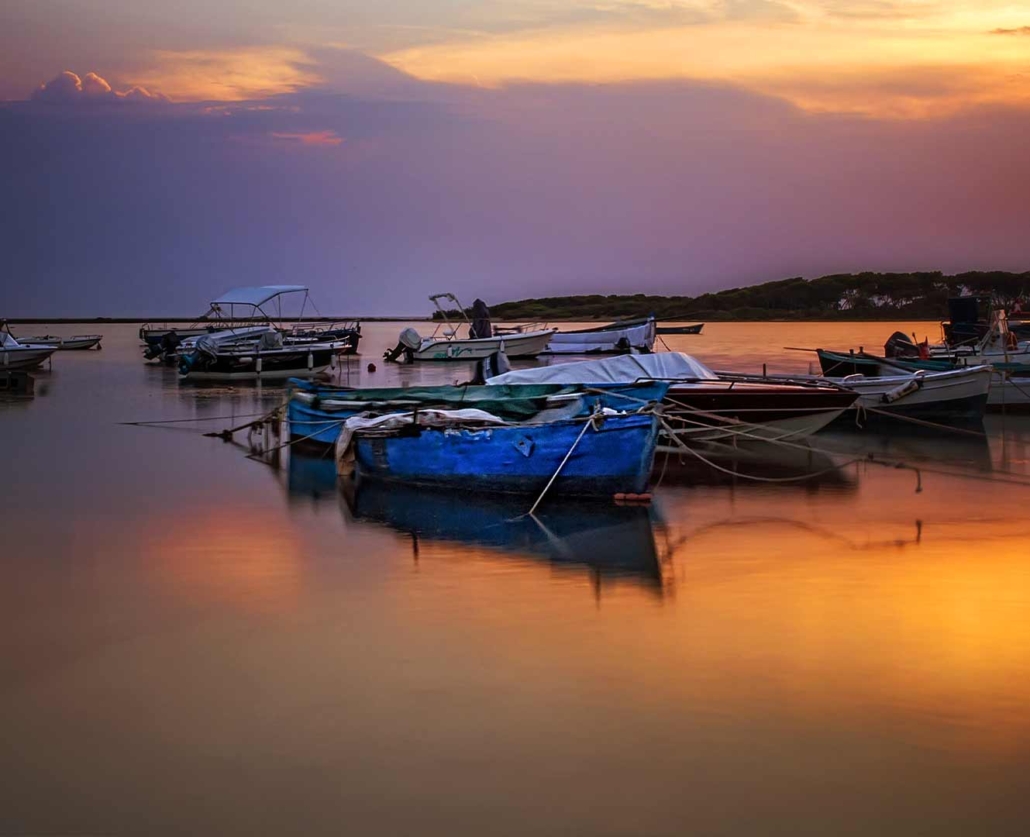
[144,285,360,363]
[178,328,346,381]
[488,353,859,445]
[656,323,704,335]
[750,365,992,425]
[1,323,58,370]
[16,334,102,350]
[543,316,656,354]
[385,294,554,362]
[287,379,671,446]
[818,343,1030,411]
[340,409,663,496]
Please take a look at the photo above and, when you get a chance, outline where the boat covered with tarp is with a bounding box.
[488,353,859,444]
[144,285,360,363]
[287,380,670,446]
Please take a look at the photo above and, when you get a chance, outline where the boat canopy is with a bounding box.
[1,331,20,348]
[211,285,309,307]
[489,352,718,384]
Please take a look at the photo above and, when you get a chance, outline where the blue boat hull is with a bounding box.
[353,413,660,496]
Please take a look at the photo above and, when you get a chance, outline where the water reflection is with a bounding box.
[654,441,857,492]
[287,453,671,595]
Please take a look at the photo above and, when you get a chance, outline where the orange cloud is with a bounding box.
[270,130,344,147]
[378,7,1030,118]
[130,48,321,101]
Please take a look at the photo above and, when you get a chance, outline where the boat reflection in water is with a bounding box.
[287,452,671,595]
[653,439,858,493]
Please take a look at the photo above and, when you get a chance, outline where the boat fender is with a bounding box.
[614,492,652,505]
[881,378,921,403]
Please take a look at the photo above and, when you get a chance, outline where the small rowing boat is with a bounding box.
[15,334,102,350]
[287,379,670,446]
[656,323,704,335]
[339,409,663,497]
[748,364,991,425]
[543,316,656,354]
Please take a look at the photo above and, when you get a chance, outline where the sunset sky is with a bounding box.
[3,1,1029,315]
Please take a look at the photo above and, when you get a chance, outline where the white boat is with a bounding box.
[748,366,992,425]
[178,327,347,381]
[1,323,58,370]
[542,316,656,355]
[175,287,349,381]
[16,334,102,350]
[385,294,555,362]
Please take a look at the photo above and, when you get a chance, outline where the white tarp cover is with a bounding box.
[335,408,508,476]
[210,285,309,308]
[489,352,717,385]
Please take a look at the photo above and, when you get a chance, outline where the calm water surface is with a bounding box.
[3,321,1030,835]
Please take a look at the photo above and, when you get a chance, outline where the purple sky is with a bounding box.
[2,48,1029,316]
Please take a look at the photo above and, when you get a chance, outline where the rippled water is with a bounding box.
[3,321,1029,835]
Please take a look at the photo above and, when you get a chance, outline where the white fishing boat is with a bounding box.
[1,323,58,370]
[542,316,656,355]
[15,334,102,350]
[385,294,554,362]
[747,365,992,425]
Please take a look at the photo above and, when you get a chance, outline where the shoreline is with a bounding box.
[4,316,946,324]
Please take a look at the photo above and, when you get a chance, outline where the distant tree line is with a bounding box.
[427,272,1030,321]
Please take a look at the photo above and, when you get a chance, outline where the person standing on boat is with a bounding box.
[469,299,492,339]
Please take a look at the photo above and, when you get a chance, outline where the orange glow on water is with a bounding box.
[147,509,305,614]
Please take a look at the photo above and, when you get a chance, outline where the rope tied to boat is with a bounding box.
[524,409,605,517]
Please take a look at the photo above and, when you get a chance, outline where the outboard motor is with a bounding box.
[884,331,919,358]
[470,349,511,384]
[145,329,182,360]
[384,327,422,363]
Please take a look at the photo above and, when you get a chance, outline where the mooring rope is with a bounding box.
[525,414,598,517]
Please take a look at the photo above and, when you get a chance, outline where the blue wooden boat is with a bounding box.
[287,379,669,447]
[350,410,662,496]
